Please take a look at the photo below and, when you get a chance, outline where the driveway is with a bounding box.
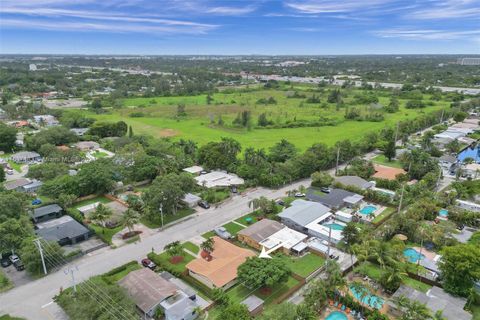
[2,265,32,288]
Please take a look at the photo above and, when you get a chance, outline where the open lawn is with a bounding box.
[0,153,22,172]
[221,221,246,236]
[276,253,325,278]
[76,86,449,151]
[89,224,123,245]
[140,208,195,228]
[102,262,141,283]
[471,304,480,320]
[72,196,111,209]
[182,241,200,254]
[372,207,396,224]
[92,151,108,159]
[148,251,195,274]
[372,154,404,169]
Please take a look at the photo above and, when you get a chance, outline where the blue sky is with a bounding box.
[1,0,479,54]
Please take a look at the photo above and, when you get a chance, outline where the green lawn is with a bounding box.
[148,251,196,274]
[201,230,216,239]
[88,224,124,245]
[72,196,111,209]
[0,269,13,293]
[276,253,325,278]
[221,222,246,236]
[0,153,22,172]
[0,315,26,320]
[102,263,141,283]
[372,154,404,169]
[402,276,432,293]
[92,151,108,159]
[372,207,396,224]
[234,212,261,225]
[140,208,195,228]
[471,304,480,320]
[73,86,449,152]
[182,241,200,254]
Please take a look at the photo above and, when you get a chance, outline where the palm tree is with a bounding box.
[380,263,405,293]
[395,295,433,320]
[164,241,183,258]
[121,208,140,234]
[371,241,395,269]
[90,204,113,231]
[248,196,270,214]
[201,238,215,254]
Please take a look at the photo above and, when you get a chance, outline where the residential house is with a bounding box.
[33,115,59,126]
[334,175,374,190]
[11,151,41,163]
[463,163,480,179]
[70,128,89,136]
[22,180,43,193]
[31,204,64,223]
[186,236,255,290]
[389,285,472,320]
[258,227,308,255]
[183,166,204,176]
[4,178,32,192]
[456,199,480,212]
[438,154,458,172]
[194,171,244,188]
[119,268,199,320]
[306,188,363,210]
[277,199,331,232]
[35,215,91,246]
[182,193,202,208]
[237,219,284,250]
[74,141,100,151]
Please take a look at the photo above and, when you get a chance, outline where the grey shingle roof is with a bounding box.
[335,175,374,190]
[32,204,63,219]
[35,215,90,242]
[237,219,284,243]
[307,188,358,209]
[278,200,330,227]
[242,295,264,312]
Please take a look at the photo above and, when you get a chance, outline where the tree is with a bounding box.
[0,123,17,152]
[439,243,480,296]
[303,279,328,313]
[121,208,140,234]
[25,126,78,151]
[177,103,186,117]
[237,257,290,289]
[311,171,333,188]
[342,222,359,246]
[57,193,77,210]
[383,139,396,161]
[294,303,317,320]
[27,163,69,181]
[248,196,271,214]
[269,139,297,162]
[258,302,298,320]
[20,239,64,276]
[453,111,468,123]
[385,96,400,113]
[394,295,433,320]
[0,168,4,183]
[90,204,113,229]
[379,264,404,293]
[217,302,251,320]
[200,237,214,254]
[164,241,183,258]
[128,125,134,138]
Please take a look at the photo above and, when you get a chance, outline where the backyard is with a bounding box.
[275,253,326,278]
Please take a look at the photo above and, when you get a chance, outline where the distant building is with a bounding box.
[456,199,480,212]
[29,64,37,71]
[334,175,374,190]
[33,115,59,126]
[183,165,204,176]
[4,178,32,192]
[70,128,89,136]
[22,180,43,193]
[182,193,202,208]
[11,151,41,163]
[458,58,480,66]
[74,141,100,151]
[194,171,244,188]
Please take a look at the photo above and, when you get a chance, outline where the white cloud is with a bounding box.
[409,0,480,19]
[284,0,395,14]
[206,5,257,15]
[374,28,480,40]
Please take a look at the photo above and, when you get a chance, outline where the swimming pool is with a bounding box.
[325,311,348,320]
[438,209,448,217]
[359,205,377,215]
[458,144,480,163]
[403,248,425,263]
[349,285,384,309]
[323,223,345,231]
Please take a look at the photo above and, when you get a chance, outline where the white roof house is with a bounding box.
[194,171,244,188]
[305,214,346,244]
[456,199,480,212]
[259,227,308,253]
[183,166,204,175]
[434,129,467,141]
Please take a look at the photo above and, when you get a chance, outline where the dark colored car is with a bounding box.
[230,186,238,193]
[1,257,11,268]
[198,200,210,209]
[13,260,24,271]
[141,258,156,270]
[275,199,285,206]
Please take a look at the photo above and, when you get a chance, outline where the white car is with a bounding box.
[214,227,232,240]
[294,192,306,198]
[6,169,14,175]
[9,255,19,264]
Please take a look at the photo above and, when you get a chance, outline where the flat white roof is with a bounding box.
[194,171,244,188]
[259,227,307,250]
[344,194,363,204]
[305,216,345,242]
[335,210,353,219]
[183,166,203,174]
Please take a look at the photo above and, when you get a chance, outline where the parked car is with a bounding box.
[230,186,238,193]
[1,257,11,268]
[198,200,210,209]
[31,199,42,205]
[13,260,24,271]
[9,255,19,264]
[6,169,14,175]
[294,192,306,198]
[275,198,285,206]
[214,227,232,240]
[141,258,156,270]
[320,187,331,194]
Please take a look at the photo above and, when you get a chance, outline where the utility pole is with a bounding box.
[33,238,47,275]
[65,266,77,293]
[397,184,405,215]
[440,109,445,123]
[335,147,340,176]
[159,203,164,229]
[327,225,332,259]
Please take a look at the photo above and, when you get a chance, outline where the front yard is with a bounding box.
[147,251,196,275]
[140,208,195,229]
[372,154,404,169]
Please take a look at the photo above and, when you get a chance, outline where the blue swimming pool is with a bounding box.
[349,285,384,309]
[458,145,480,163]
[359,205,377,215]
[439,209,449,217]
[325,311,348,320]
[324,223,345,231]
[403,248,425,263]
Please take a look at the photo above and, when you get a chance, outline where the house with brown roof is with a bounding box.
[119,268,199,320]
[237,219,284,250]
[372,164,406,181]
[74,141,100,151]
[186,236,255,290]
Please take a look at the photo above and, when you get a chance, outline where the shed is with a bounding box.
[241,295,264,316]
[182,193,201,208]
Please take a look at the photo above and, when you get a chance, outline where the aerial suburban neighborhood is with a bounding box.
[1,1,480,320]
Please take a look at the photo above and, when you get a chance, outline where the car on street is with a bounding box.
[1,257,11,268]
[13,260,24,271]
[198,200,210,209]
[214,226,232,240]
[9,255,19,264]
[141,258,156,270]
[294,192,306,198]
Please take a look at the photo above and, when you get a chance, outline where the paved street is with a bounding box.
[0,179,310,320]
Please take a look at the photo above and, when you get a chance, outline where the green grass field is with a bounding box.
[276,253,325,278]
[80,86,448,151]
[221,222,246,236]
[182,241,200,254]
[372,154,404,168]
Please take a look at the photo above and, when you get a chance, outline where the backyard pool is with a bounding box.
[359,205,377,215]
[349,285,384,309]
[325,311,348,320]
[323,223,345,231]
[458,144,480,163]
[403,248,425,263]
[438,209,449,217]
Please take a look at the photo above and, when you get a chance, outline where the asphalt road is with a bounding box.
[0,178,310,320]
